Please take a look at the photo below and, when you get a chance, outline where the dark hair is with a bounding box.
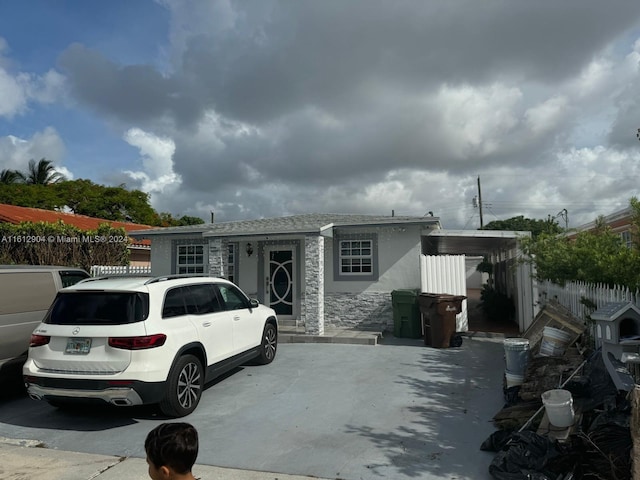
[145,422,199,474]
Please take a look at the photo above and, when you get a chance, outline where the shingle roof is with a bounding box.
[130,213,441,237]
[0,203,154,247]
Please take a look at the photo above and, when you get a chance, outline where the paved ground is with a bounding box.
[0,337,506,480]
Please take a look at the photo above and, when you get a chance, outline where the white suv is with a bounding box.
[23,275,278,417]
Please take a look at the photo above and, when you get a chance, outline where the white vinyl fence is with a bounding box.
[539,279,640,321]
[90,265,152,277]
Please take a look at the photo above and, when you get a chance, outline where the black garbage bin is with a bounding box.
[417,293,467,348]
[391,289,422,338]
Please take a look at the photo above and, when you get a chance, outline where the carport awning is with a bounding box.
[422,229,530,256]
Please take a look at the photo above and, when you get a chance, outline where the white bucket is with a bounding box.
[505,370,524,388]
[539,327,572,357]
[541,389,575,428]
[503,338,530,375]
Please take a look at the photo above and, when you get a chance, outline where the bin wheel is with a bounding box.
[449,334,463,348]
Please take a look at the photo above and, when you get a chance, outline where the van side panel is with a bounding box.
[0,272,57,314]
[1,310,47,363]
[0,269,87,366]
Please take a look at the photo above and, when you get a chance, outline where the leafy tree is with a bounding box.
[158,212,205,227]
[23,158,66,185]
[0,178,205,227]
[481,215,562,239]
[0,169,24,184]
[520,198,640,290]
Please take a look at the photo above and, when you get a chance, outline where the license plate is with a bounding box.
[65,338,92,355]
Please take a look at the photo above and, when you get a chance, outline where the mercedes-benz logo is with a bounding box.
[72,327,80,335]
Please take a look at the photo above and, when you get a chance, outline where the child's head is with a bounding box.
[145,422,199,479]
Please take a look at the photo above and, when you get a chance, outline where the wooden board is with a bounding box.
[522,301,586,355]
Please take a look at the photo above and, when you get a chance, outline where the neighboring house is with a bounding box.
[131,213,443,334]
[0,203,154,266]
[570,206,635,248]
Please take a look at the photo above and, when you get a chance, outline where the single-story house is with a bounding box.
[0,203,154,266]
[131,213,535,335]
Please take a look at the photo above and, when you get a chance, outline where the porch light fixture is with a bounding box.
[245,242,254,257]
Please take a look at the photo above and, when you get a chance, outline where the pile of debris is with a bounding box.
[484,300,636,479]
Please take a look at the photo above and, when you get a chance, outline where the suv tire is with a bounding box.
[160,354,203,417]
[256,323,277,365]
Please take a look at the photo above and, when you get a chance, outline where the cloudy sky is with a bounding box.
[2,1,640,229]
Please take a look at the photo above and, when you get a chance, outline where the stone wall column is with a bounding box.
[208,238,228,278]
[304,235,325,335]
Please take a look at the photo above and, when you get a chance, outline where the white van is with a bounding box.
[0,266,89,368]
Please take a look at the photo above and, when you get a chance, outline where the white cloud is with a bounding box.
[430,83,522,159]
[524,96,569,136]
[0,69,27,118]
[0,127,67,171]
[123,127,181,196]
[0,38,67,118]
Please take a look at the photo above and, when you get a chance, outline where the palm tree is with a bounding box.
[0,169,24,184]
[24,158,66,185]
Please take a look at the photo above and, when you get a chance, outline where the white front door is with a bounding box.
[264,246,296,320]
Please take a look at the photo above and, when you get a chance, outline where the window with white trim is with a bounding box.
[177,244,205,274]
[621,231,633,249]
[339,239,373,275]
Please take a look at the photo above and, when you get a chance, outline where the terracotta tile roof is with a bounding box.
[0,203,153,247]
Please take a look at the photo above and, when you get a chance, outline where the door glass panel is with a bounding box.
[269,250,293,315]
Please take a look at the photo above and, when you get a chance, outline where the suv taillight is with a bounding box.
[108,334,167,350]
[30,335,51,347]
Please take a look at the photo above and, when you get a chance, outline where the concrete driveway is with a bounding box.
[0,336,505,480]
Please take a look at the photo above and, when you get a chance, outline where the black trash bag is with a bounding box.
[481,429,515,452]
[579,348,618,412]
[488,431,565,480]
[503,385,521,407]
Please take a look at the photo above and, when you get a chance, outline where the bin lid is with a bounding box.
[391,289,419,298]
[419,292,466,301]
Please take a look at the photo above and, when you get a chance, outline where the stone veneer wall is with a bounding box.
[324,292,394,331]
[304,235,324,335]
[208,238,229,277]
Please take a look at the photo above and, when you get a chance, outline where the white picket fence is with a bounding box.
[539,279,640,320]
[90,265,152,277]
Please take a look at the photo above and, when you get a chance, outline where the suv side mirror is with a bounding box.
[250,299,260,309]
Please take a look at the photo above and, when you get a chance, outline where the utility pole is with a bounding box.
[477,175,484,228]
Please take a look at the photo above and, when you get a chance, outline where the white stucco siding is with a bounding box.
[325,226,422,293]
[150,236,172,276]
[237,240,259,295]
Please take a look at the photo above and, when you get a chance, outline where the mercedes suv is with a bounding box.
[23,275,278,417]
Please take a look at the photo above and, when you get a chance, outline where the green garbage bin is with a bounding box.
[391,289,422,338]
[417,293,467,348]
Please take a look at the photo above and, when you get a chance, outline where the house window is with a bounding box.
[340,240,373,274]
[334,234,378,281]
[177,244,205,274]
[621,231,633,249]
[227,243,237,283]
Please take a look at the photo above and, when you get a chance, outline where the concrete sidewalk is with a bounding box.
[0,439,331,480]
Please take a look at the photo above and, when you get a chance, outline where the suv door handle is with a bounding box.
[233,315,240,322]
[202,321,212,327]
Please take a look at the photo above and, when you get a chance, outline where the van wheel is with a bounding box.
[160,355,203,417]
[256,323,277,365]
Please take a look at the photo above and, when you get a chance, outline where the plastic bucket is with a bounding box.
[505,370,524,388]
[539,327,572,357]
[541,389,575,428]
[503,338,530,375]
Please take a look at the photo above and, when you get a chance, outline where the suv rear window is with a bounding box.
[46,292,149,325]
